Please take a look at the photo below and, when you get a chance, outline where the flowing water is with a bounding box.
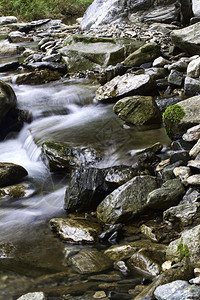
[0,57,171,298]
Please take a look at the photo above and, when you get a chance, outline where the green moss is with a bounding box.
[163,104,185,123]
[177,238,190,260]
[163,104,185,139]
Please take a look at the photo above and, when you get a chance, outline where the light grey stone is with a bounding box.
[187,56,200,78]
[189,139,200,158]
[182,124,200,142]
[17,292,46,300]
[187,174,200,185]
[166,224,200,264]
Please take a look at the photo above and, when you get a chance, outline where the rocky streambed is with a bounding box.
[0,1,200,299]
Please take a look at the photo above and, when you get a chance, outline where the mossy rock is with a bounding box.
[163,104,185,139]
[0,163,28,187]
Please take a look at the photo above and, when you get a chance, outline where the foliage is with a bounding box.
[177,238,190,260]
[0,0,93,21]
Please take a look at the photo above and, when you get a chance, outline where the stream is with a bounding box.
[0,54,170,298]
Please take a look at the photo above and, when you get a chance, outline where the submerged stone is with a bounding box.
[49,218,101,244]
[69,249,113,274]
[0,163,28,187]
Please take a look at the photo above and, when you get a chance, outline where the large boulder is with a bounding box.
[113,95,161,126]
[81,0,154,30]
[166,224,200,265]
[97,175,158,225]
[59,35,143,72]
[95,74,156,102]
[0,80,23,140]
[0,163,28,187]
[171,22,200,55]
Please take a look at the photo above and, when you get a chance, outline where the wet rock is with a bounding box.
[15,70,61,85]
[162,161,183,182]
[123,42,160,67]
[69,249,113,274]
[180,187,200,204]
[171,22,200,55]
[128,246,166,278]
[8,31,32,43]
[104,165,136,189]
[186,174,200,185]
[140,224,157,242]
[164,95,200,137]
[25,62,67,75]
[17,292,46,300]
[173,166,191,184]
[154,280,200,300]
[104,244,137,262]
[168,70,183,86]
[65,167,110,213]
[189,139,200,158]
[49,218,101,244]
[42,53,61,63]
[0,61,19,72]
[0,183,33,199]
[187,56,200,78]
[97,176,157,225]
[0,41,24,56]
[0,162,28,187]
[0,16,18,25]
[166,224,200,264]
[182,124,200,142]
[189,277,200,284]
[155,97,183,113]
[153,56,170,68]
[188,159,200,171]
[168,60,188,72]
[163,202,200,229]
[170,151,190,165]
[113,96,161,126]
[184,76,200,96]
[42,142,100,172]
[134,260,193,300]
[99,223,123,243]
[95,74,156,102]
[147,179,185,210]
[144,67,168,80]
[93,291,107,299]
